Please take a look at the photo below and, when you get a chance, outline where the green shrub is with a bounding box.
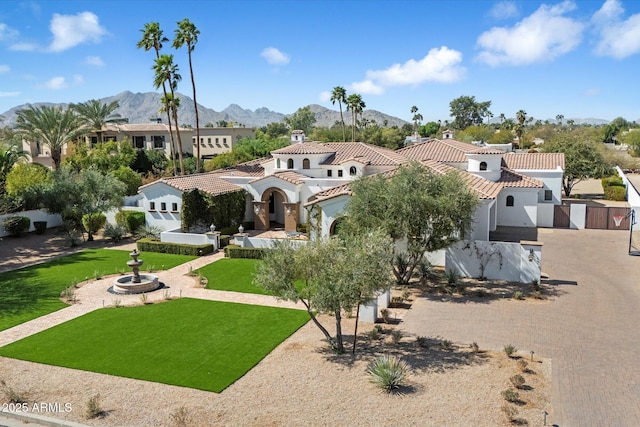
[223,244,240,257]
[219,225,239,235]
[501,388,520,403]
[604,185,626,201]
[2,216,30,236]
[510,374,526,389]
[227,246,266,259]
[115,210,146,234]
[517,359,529,372]
[602,176,624,187]
[82,212,106,236]
[503,344,518,358]
[367,355,410,392]
[445,269,459,285]
[136,238,214,256]
[33,220,47,235]
[391,329,403,344]
[513,290,525,300]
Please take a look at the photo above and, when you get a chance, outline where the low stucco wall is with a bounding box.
[0,210,63,237]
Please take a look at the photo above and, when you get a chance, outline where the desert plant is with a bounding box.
[103,222,127,242]
[417,259,433,280]
[367,328,381,341]
[147,264,155,273]
[0,380,28,404]
[135,224,163,240]
[391,329,403,345]
[163,290,172,300]
[61,285,76,303]
[112,298,122,308]
[501,403,519,423]
[513,291,525,300]
[504,344,518,358]
[445,269,459,285]
[510,374,526,389]
[169,405,192,427]
[517,359,529,372]
[470,342,479,353]
[391,296,404,306]
[402,289,412,301]
[140,293,150,305]
[380,308,391,323]
[197,274,207,286]
[85,394,105,419]
[94,270,103,280]
[441,339,454,351]
[501,388,521,403]
[367,355,410,392]
[531,279,540,292]
[2,216,30,237]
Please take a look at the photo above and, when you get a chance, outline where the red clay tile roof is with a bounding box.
[271,142,336,155]
[320,142,407,166]
[419,160,503,199]
[211,158,266,177]
[250,170,308,186]
[398,139,502,163]
[304,183,353,206]
[140,173,243,196]
[502,153,565,170]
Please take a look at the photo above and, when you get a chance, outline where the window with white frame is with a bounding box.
[133,136,145,149]
[506,195,514,207]
[149,202,156,211]
[544,190,553,201]
[160,202,167,211]
[152,135,164,149]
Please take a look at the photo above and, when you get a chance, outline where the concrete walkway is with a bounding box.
[400,228,640,427]
[0,251,305,348]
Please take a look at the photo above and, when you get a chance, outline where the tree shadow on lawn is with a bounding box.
[0,268,53,318]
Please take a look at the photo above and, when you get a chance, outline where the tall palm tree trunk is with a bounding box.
[188,49,200,173]
[339,102,346,142]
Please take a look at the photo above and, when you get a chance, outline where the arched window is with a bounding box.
[287,158,294,169]
[303,158,310,169]
[506,195,514,207]
[349,166,357,176]
[479,161,487,171]
[276,158,281,168]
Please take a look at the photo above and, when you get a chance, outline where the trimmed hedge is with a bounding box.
[115,210,146,234]
[223,244,240,257]
[137,238,214,256]
[226,246,267,259]
[604,185,626,201]
[2,216,30,236]
[602,176,624,188]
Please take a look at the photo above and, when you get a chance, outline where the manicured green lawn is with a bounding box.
[0,298,309,392]
[198,258,266,294]
[0,249,196,332]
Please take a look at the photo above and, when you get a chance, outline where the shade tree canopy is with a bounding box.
[449,95,492,130]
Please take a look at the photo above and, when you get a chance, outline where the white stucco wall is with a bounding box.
[515,169,564,205]
[0,210,63,237]
[470,199,494,241]
[314,195,350,238]
[537,203,554,228]
[496,189,539,227]
[138,182,183,231]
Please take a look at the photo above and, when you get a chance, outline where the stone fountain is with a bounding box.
[113,249,160,294]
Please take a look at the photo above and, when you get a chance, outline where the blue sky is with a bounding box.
[1,0,640,124]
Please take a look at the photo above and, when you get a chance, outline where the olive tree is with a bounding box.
[254,229,393,354]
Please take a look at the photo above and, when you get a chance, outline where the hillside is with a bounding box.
[0,91,407,129]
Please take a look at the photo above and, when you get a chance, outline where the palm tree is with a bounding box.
[411,105,423,136]
[153,54,184,175]
[70,99,126,144]
[346,94,365,142]
[516,110,527,126]
[330,86,347,142]
[173,18,201,172]
[137,22,178,175]
[15,105,87,170]
[498,113,506,124]
[556,114,564,128]
[0,144,28,193]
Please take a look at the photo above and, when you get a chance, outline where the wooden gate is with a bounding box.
[585,206,630,230]
[553,205,570,228]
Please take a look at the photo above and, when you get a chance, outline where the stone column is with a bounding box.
[253,201,268,230]
[283,202,299,232]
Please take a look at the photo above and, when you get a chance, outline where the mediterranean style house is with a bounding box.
[138,130,565,241]
[21,123,255,167]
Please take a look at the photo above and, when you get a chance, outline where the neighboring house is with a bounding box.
[20,122,256,168]
[138,130,565,239]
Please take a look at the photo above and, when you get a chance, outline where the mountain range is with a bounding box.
[0,91,408,129]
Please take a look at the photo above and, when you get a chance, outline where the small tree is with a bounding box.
[254,229,393,353]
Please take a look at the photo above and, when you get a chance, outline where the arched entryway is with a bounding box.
[262,188,287,227]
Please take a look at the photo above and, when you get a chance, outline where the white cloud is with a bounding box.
[476,0,584,66]
[48,11,106,52]
[488,1,519,20]
[349,46,465,95]
[319,91,331,102]
[0,91,19,98]
[84,55,104,67]
[0,23,19,41]
[592,0,640,59]
[9,42,37,51]
[0,65,9,74]
[260,47,290,65]
[40,76,67,90]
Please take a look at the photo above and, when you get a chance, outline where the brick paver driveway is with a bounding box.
[400,228,640,427]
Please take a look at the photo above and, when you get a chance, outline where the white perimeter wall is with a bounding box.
[0,210,63,237]
[496,189,538,227]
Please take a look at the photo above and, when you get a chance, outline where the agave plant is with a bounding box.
[367,355,409,392]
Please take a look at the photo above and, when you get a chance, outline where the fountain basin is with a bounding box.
[113,274,160,294]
